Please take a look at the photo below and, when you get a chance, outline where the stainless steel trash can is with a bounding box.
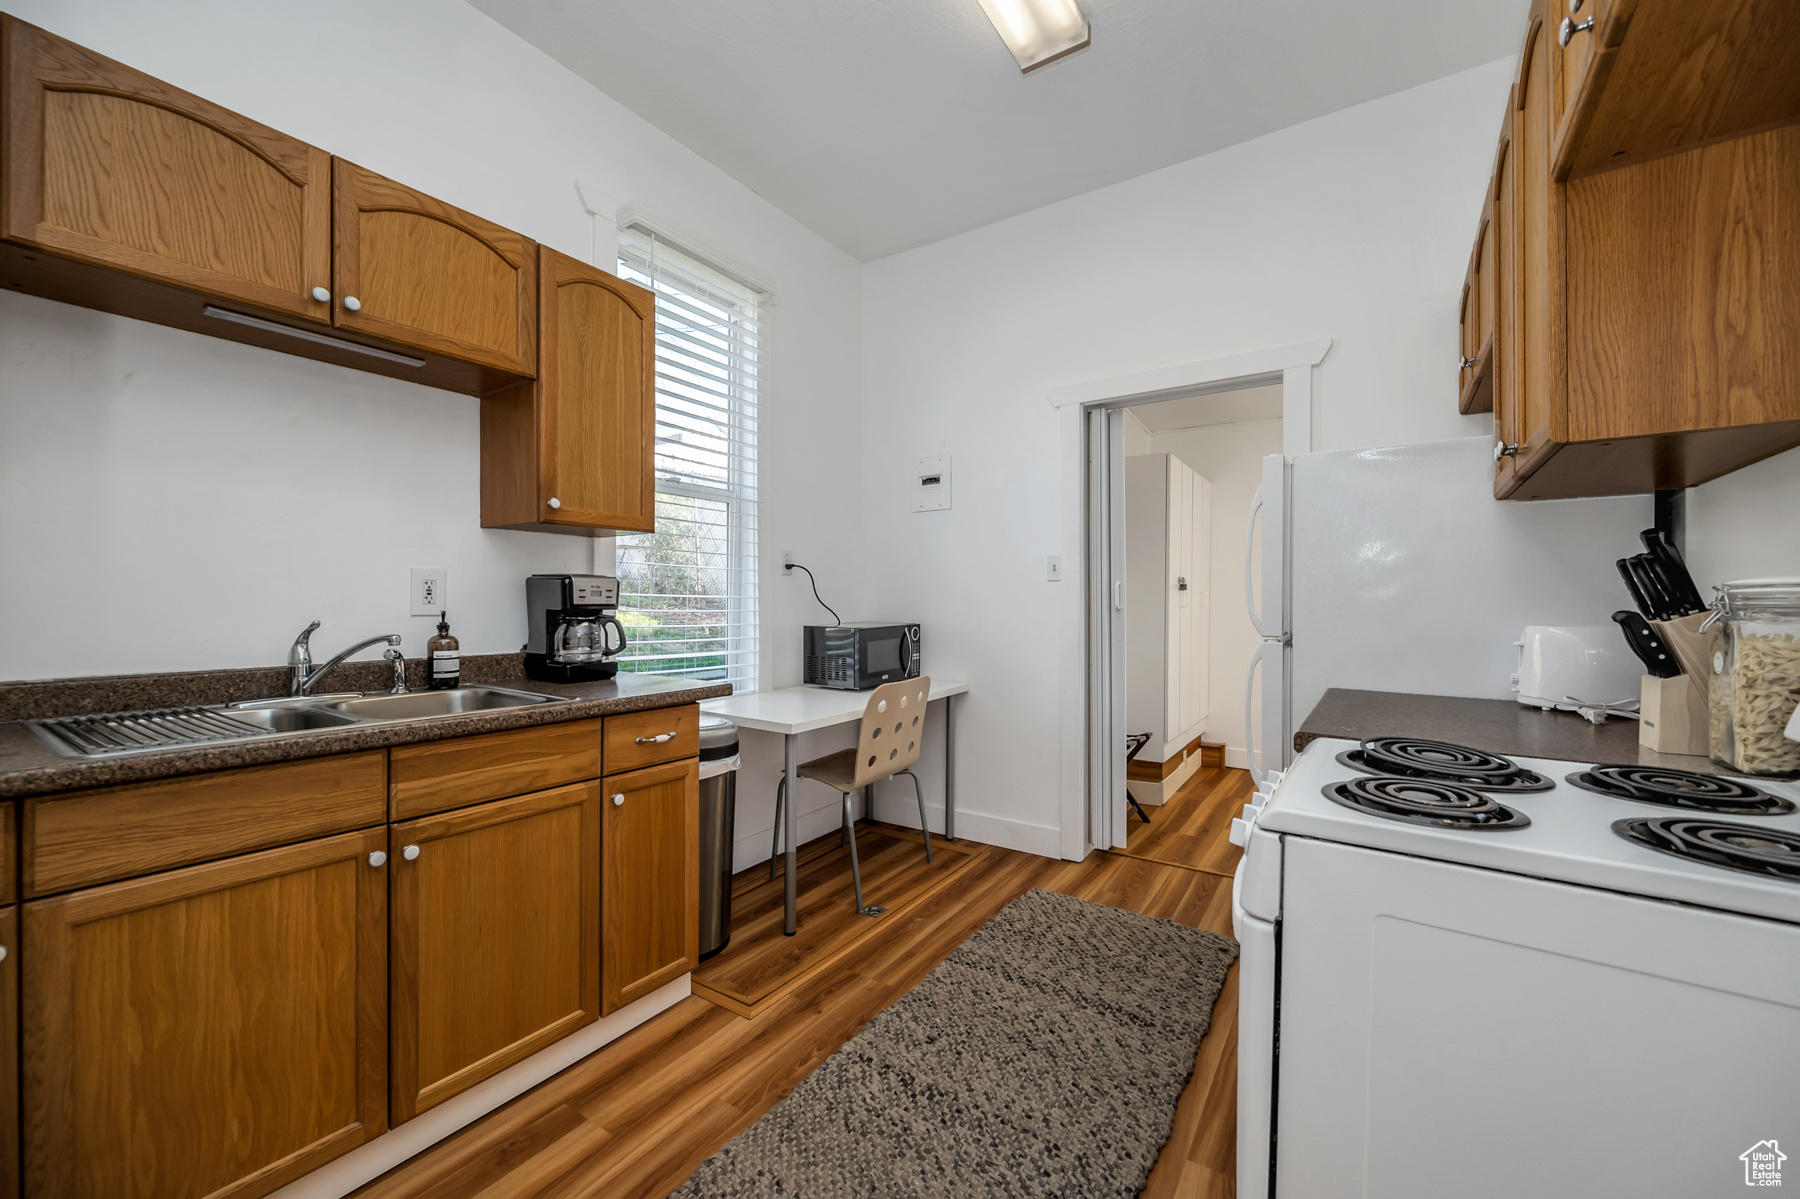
[697,714,740,961]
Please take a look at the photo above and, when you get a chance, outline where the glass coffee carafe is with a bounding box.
[552,613,626,665]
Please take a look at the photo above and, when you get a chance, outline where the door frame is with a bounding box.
[1050,339,1331,858]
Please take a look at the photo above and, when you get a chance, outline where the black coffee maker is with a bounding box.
[523,575,628,682]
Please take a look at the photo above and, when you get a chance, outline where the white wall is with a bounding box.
[859,59,1515,855]
[0,0,862,686]
[1686,445,1800,596]
[1135,418,1284,764]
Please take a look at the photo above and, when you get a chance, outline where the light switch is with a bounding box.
[1046,555,1062,582]
[913,456,951,512]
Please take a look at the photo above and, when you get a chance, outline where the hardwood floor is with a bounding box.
[1120,766,1253,877]
[693,823,987,1015]
[355,836,1241,1198]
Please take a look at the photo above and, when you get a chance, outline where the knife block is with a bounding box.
[1650,612,1713,682]
[1639,673,1710,756]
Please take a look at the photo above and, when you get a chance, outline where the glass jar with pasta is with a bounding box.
[1707,579,1800,776]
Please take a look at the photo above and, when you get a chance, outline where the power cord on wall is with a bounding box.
[784,560,842,625]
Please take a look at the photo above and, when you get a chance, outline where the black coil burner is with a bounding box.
[1614,817,1800,881]
[1568,765,1795,815]
[1325,776,1531,830]
[1336,736,1553,792]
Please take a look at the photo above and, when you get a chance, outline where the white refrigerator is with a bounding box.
[1242,436,1654,781]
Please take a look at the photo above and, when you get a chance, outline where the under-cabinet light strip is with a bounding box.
[201,305,427,367]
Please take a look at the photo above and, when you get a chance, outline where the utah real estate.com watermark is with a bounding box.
[1742,1140,1785,1187]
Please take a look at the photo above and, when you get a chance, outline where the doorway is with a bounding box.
[1087,380,1283,853]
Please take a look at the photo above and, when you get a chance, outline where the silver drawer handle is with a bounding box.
[635,732,677,744]
[1559,15,1593,46]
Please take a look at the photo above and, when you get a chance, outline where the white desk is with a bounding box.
[703,679,968,936]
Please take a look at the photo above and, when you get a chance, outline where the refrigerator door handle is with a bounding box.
[1245,642,1266,784]
[1244,483,1266,634]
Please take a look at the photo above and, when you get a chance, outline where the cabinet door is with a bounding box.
[601,758,699,1014]
[0,15,331,323]
[332,159,536,375]
[0,906,16,1199]
[1551,0,1601,154]
[1503,6,1565,497]
[539,246,657,531]
[1493,106,1521,495]
[22,829,388,1199]
[388,782,599,1125]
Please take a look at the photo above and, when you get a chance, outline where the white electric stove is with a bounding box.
[1233,736,1800,1199]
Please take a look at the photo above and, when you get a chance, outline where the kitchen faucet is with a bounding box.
[288,621,407,696]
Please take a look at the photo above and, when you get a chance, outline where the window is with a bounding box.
[614,226,762,689]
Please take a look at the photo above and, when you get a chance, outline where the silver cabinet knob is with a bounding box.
[1495,441,1520,461]
[548,497,562,509]
[343,295,362,312]
[402,843,420,860]
[611,793,625,807]
[311,286,331,303]
[1559,15,1594,46]
[1459,355,1478,370]
[0,945,8,963]
[368,850,388,868]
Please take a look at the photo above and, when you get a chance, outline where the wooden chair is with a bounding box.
[770,677,934,917]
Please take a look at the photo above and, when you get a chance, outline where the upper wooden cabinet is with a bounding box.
[0,17,535,397]
[1469,0,1800,499]
[388,783,600,1125]
[0,14,330,324]
[22,829,389,1199]
[1552,0,1800,180]
[332,160,536,377]
[482,246,657,535]
[601,757,699,1014]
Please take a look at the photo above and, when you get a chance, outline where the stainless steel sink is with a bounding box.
[30,685,563,758]
[325,686,557,722]
[224,705,361,733]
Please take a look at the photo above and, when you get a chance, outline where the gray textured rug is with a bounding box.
[672,887,1238,1198]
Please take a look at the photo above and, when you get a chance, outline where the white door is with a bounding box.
[1181,472,1211,733]
[1244,454,1289,780]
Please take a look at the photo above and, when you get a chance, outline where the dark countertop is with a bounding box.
[0,657,730,799]
[1296,688,1734,774]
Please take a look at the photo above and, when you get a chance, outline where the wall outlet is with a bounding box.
[783,552,795,572]
[411,568,446,616]
[1046,555,1062,582]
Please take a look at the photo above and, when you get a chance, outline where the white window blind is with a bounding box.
[614,225,762,689]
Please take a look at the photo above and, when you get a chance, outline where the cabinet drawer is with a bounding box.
[603,705,700,774]
[389,719,601,820]
[23,751,387,897]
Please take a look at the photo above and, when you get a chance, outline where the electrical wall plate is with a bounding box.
[914,455,951,512]
[411,568,446,616]
[1046,555,1063,582]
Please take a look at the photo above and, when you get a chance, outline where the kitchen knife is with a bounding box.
[1616,558,1653,618]
[1612,609,1682,678]
[1626,555,1675,620]
[1639,528,1705,615]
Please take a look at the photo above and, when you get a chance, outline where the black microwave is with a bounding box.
[804,623,922,690]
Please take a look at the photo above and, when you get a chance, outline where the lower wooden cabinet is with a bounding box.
[0,906,17,1199]
[388,782,600,1124]
[601,758,699,1013]
[21,828,389,1199]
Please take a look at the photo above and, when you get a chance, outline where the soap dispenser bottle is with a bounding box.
[427,614,460,690]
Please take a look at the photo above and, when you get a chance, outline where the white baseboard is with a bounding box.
[267,975,692,1199]
[1224,746,1250,770]
[865,794,1063,859]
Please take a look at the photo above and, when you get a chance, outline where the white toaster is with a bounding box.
[1512,625,1642,713]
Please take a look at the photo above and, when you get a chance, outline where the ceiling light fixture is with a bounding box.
[975,0,1090,73]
